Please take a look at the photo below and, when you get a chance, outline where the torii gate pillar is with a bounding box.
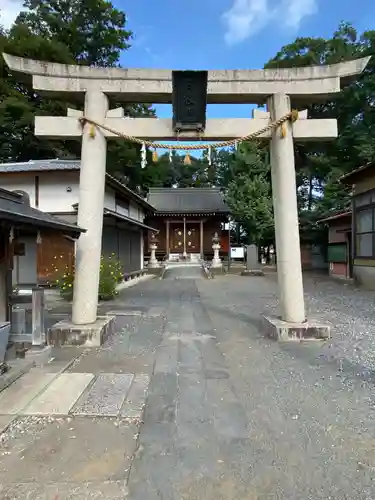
[268,93,305,323]
[72,91,108,324]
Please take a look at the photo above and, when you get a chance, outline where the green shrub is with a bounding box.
[51,254,123,301]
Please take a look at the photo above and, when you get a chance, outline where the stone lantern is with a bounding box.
[211,232,222,267]
[149,232,159,267]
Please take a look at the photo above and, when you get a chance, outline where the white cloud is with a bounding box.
[222,0,318,45]
[0,0,24,29]
[284,0,317,29]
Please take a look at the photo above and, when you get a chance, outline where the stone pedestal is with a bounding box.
[211,243,222,268]
[48,316,115,347]
[149,244,159,268]
[262,315,330,341]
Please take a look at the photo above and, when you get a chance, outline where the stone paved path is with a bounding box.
[1,272,375,498]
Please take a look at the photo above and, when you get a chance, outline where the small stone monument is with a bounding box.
[148,232,159,268]
[211,232,222,268]
[241,244,264,276]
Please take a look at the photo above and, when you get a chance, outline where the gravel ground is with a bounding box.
[197,273,375,375]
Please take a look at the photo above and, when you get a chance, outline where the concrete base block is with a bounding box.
[210,266,223,277]
[0,358,35,393]
[47,316,116,347]
[262,315,331,341]
[25,346,53,366]
[147,266,165,278]
[241,269,265,276]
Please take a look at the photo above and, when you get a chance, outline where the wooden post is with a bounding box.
[166,220,170,260]
[200,220,204,258]
[32,287,44,346]
[183,217,187,257]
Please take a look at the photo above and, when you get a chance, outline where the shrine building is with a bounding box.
[144,187,230,262]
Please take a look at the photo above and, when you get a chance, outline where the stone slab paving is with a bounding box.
[0,302,155,498]
[0,481,128,500]
[0,416,136,498]
[72,373,134,417]
[0,370,57,415]
[121,375,150,419]
[24,373,94,416]
[0,415,14,434]
[67,313,164,375]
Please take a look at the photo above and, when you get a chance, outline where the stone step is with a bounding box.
[24,373,94,415]
[0,369,57,415]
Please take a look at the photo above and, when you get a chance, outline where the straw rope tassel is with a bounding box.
[141,142,147,169]
[184,153,191,165]
[281,123,287,138]
[152,149,158,162]
[89,124,96,138]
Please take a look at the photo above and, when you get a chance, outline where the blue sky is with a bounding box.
[116,0,375,120]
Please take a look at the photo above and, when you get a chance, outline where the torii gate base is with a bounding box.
[3,53,370,343]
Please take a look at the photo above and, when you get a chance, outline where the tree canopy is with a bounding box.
[0,9,374,248]
[0,0,153,185]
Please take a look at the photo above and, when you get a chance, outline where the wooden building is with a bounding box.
[144,188,230,261]
[319,211,352,280]
[340,163,375,288]
[0,160,156,282]
[0,188,83,322]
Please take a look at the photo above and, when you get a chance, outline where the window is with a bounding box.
[355,190,375,258]
[115,195,129,216]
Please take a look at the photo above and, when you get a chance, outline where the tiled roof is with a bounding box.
[0,188,84,235]
[0,159,153,211]
[340,163,374,184]
[318,211,352,223]
[147,187,230,214]
[0,159,80,172]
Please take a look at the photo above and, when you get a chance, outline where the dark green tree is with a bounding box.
[18,0,132,66]
[0,0,154,187]
[265,22,375,219]
[225,142,274,245]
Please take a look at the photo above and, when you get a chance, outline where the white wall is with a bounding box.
[0,176,36,206]
[104,186,116,211]
[38,171,79,212]
[129,202,138,220]
[129,203,145,222]
[0,172,143,222]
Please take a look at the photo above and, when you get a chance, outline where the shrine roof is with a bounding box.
[147,188,230,215]
[340,163,374,185]
[0,188,84,236]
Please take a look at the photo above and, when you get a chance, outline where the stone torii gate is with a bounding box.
[2,53,370,339]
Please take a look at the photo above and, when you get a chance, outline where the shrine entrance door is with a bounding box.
[185,223,199,253]
[169,222,200,254]
[170,225,184,253]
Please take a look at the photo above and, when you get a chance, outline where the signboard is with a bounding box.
[230,246,244,259]
[172,70,208,132]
